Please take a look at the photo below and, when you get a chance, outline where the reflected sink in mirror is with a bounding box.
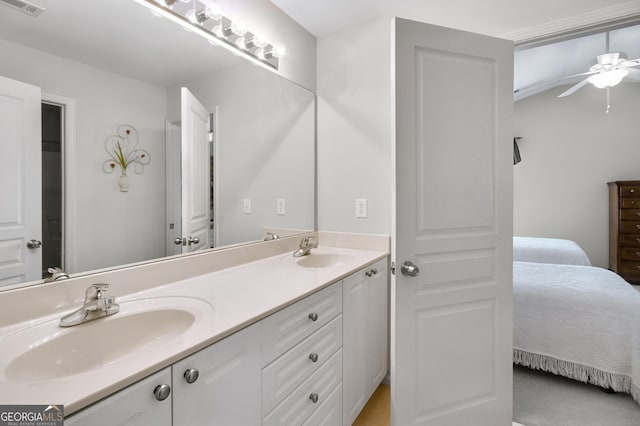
[295,253,357,268]
[2,297,213,382]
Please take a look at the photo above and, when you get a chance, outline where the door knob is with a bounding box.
[401,261,420,277]
[153,384,171,401]
[27,239,42,249]
[188,236,200,245]
[174,238,184,246]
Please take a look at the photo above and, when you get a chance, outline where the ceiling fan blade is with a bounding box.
[625,68,640,81]
[557,77,591,98]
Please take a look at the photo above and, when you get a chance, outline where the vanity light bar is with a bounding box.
[133,0,283,70]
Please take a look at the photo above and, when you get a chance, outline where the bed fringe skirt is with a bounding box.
[513,348,640,404]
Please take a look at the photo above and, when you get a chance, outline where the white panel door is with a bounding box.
[180,87,210,253]
[392,18,513,425]
[0,75,41,286]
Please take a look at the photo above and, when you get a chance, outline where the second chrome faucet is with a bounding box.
[59,283,120,327]
[293,236,318,257]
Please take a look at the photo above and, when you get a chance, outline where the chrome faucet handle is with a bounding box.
[85,283,111,301]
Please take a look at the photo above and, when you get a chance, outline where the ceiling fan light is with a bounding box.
[588,69,629,89]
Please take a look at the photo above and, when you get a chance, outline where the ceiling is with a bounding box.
[1,0,639,97]
[269,0,640,100]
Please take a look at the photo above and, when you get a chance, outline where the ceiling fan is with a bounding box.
[554,32,640,112]
[557,51,640,98]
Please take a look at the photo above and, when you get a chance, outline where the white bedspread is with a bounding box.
[513,236,591,266]
[514,261,640,402]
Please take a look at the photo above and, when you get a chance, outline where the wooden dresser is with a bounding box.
[608,180,640,283]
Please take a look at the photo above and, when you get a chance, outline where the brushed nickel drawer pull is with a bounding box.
[309,393,319,403]
[308,312,318,322]
[635,225,640,230]
[636,266,640,271]
[636,212,640,217]
[636,252,640,257]
[631,189,636,193]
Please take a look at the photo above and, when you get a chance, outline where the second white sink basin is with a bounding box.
[295,253,356,268]
[2,297,213,382]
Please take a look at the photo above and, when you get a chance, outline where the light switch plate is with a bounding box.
[355,198,368,218]
[277,198,286,215]
[243,198,251,214]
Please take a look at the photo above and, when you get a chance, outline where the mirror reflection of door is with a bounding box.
[165,88,212,254]
[0,75,41,286]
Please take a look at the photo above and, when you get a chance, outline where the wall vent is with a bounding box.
[0,0,44,17]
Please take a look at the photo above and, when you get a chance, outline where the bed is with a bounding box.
[513,261,640,403]
[513,236,592,266]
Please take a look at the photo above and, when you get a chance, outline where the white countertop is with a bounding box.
[0,244,387,415]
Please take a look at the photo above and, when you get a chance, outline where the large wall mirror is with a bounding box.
[0,0,315,290]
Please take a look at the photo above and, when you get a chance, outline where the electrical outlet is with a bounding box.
[277,198,286,215]
[355,198,368,218]
[243,198,251,214]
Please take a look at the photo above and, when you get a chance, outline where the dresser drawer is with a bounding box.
[619,221,640,234]
[263,349,342,426]
[262,315,342,416]
[621,209,640,220]
[621,198,640,208]
[302,383,343,426]
[619,234,640,247]
[619,248,640,261]
[619,261,640,280]
[620,186,640,198]
[262,283,342,366]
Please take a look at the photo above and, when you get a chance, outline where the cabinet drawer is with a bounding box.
[619,234,640,247]
[620,248,640,261]
[262,283,342,365]
[263,349,342,426]
[621,198,640,208]
[620,186,640,198]
[621,209,640,220]
[302,383,343,426]
[263,315,342,415]
[620,261,640,277]
[619,221,640,234]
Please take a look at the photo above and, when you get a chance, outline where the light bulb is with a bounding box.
[231,20,247,36]
[274,43,286,58]
[253,34,268,48]
[588,69,628,89]
[235,37,246,50]
[208,2,222,20]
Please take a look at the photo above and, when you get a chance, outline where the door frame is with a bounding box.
[42,93,76,273]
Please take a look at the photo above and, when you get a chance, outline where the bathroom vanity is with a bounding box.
[0,233,389,425]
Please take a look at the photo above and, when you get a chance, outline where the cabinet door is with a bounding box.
[172,323,261,426]
[367,259,388,391]
[342,266,369,425]
[65,368,172,426]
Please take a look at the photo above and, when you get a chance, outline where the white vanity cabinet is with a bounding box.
[343,258,389,425]
[172,322,262,426]
[65,368,172,426]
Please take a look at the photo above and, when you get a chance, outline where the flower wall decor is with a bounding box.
[102,125,150,192]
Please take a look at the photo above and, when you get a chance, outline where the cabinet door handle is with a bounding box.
[184,368,199,384]
[309,393,319,403]
[308,312,318,322]
[365,271,372,277]
[371,268,378,275]
[309,353,319,363]
[154,384,171,401]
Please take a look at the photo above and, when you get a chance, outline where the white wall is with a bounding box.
[316,18,392,234]
[514,83,640,267]
[0,38,167,274]
[169,64,315,246]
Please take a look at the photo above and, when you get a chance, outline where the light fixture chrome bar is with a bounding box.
[134,0,282,70]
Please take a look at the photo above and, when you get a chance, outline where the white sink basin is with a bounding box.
[2,297,213,382]
[295,253,356,268]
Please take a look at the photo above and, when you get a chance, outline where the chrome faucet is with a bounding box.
[45,267,69,282]
[264,232,280,241]
[293,236,318,257]
[59,283,120,327]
